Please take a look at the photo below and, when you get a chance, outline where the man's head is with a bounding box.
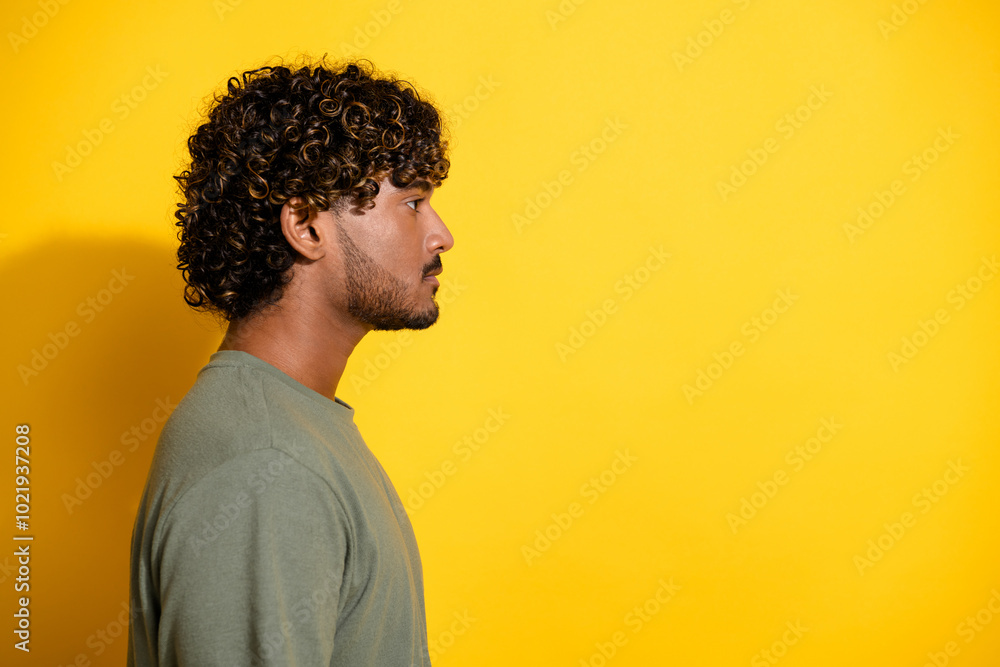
[175,58,452,328]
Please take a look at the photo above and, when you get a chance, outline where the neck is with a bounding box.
[217,296,370,400]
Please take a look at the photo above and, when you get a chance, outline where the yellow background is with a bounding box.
[2,0,999,664]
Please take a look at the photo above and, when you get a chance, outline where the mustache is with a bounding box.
[422,255,442,276]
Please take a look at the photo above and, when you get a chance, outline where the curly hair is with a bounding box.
[174,57,450,322]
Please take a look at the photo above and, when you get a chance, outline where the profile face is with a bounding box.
[334,176,453,331]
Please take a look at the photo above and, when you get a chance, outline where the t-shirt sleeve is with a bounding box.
[153,448,350,666]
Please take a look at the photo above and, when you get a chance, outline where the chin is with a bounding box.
[410,307,440,330]
[369,305,439,332]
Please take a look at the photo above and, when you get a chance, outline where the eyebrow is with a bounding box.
[399,178,433,195]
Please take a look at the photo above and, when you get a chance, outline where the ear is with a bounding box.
[279,196,327,260]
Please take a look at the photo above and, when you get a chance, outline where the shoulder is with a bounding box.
[152,447,354,568]
[141,360,355,540]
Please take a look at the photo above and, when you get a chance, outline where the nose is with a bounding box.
[427,208,454,253]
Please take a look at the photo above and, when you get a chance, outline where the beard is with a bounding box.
[335,223,441,331]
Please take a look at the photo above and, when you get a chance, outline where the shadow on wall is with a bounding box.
[3,236,221,665]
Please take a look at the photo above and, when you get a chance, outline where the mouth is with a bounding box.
[423,266,442,286]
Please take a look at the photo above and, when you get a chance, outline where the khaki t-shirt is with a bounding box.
[128,350,431,666]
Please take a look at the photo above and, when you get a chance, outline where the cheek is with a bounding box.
[380,237,416,273]
[353,224,407,266]
[379,225,422,269]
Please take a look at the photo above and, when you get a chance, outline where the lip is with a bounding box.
[423,266,442,286]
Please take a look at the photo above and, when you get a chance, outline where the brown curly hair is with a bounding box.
[174,57,450,322]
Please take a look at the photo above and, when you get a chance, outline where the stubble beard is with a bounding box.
[336,223,440,331]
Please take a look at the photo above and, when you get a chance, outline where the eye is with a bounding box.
[407,198,423,212]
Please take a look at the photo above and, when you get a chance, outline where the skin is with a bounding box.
[217,175,454,399]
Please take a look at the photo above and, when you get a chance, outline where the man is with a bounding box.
[128,58,454,666]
